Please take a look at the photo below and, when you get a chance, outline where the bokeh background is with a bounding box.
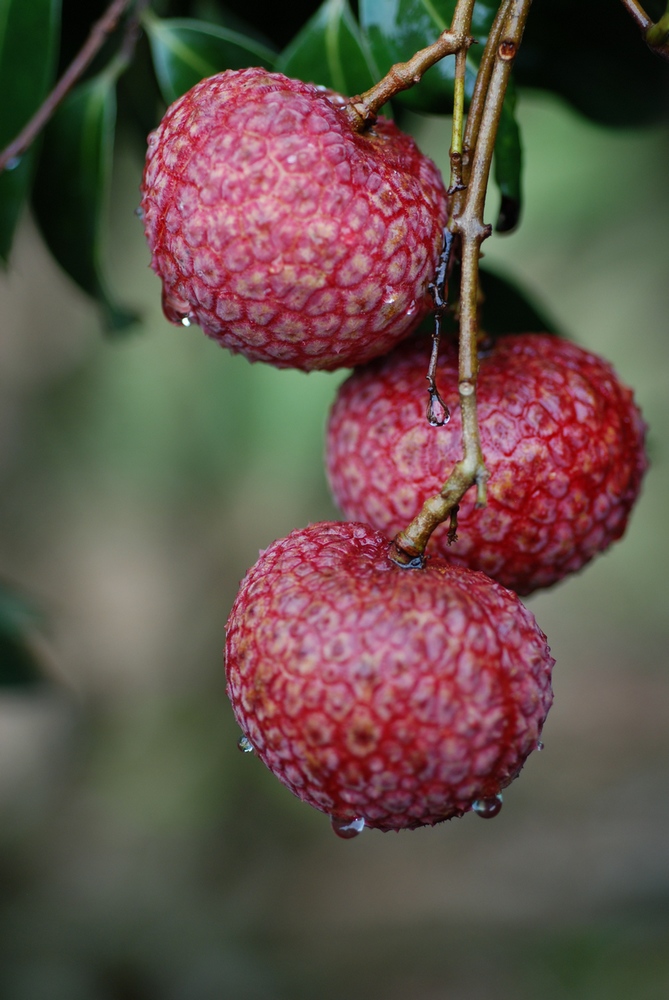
[1,88,668,998]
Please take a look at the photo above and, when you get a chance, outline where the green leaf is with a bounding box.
[32,69,137,332]
[478,267,558,336]
[493,83,522,233]
[0,0,60,264]
[117,34,166,151]
[143,12,277,106]
[277,0,379,96]
[0,583,43,688]
[190,0,276,49]
[359,0,498,113]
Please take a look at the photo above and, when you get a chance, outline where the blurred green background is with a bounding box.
[1,90,668,998]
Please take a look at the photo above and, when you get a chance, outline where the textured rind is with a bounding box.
[326,334,648,595]
[140,67,448,372]
[225,521,554,832]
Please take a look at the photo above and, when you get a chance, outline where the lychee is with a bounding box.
[326,333,648,595]
[225,520,554,833]
[140,68,448,371]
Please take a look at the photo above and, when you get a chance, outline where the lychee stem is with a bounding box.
[620,0,669,59]
[344,0,477,128]
[456,0,513,203]
[390,0,534,569]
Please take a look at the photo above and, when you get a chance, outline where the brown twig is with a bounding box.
[345,0,480,128]
[620,0,654,30]
[0,0,138,174]
[457,0,513,203]
[619,0,669,59]
[390,0,535,568]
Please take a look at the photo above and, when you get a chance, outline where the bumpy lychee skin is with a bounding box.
[225,521,554,832]
[326,334,648,595]
[140,68,448,371]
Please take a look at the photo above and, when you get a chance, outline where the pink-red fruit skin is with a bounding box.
[327,334,648,595]
[140,68,448,371]
[225,521,554,832]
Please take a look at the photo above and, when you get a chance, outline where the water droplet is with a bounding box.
[237,735,254,754]
[161,288,193,327]
[472,793,503,819]
[5,156,22,171]
[426,388,450,427]
[135,205,145,221]
[331,816,365,839]
[536,740,544,751]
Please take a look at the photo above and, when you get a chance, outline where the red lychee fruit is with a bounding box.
[140,67,448,372]
[326,333,648,595]
[225,520,554,834]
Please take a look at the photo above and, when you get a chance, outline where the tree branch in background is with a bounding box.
[0,0,138,174]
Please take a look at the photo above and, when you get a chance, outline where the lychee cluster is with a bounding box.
[142,68,647,835]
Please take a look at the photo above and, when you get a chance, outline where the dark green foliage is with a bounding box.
[0,584,43,688]
[477,266,558,335]
[0,0,60,264]
[359,0,498,112]
[31,69,138,331]
[517,0,669,126]
[143,12,276,105]
[494,81,523,233]
[278,0,378,97]
[1,0,668,324]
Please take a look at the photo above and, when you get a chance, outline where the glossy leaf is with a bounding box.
[0,583,42,688]
[493,84,522,233]
[477,267,557,336]
[278,0,379,95]
[359,0,498,112]
[117,34,166,151]
[190,0,276,49]
[0,0,60,264]
[32,69,136,331]
[193,0,322,50]
[143,13,277,106]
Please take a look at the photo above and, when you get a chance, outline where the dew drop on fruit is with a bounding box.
[536,740,545,751]
[331,816,365,839]
[5,156,22,171]
[161,288,193,327]
[472,793,503,819]
[237,735,255,754]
